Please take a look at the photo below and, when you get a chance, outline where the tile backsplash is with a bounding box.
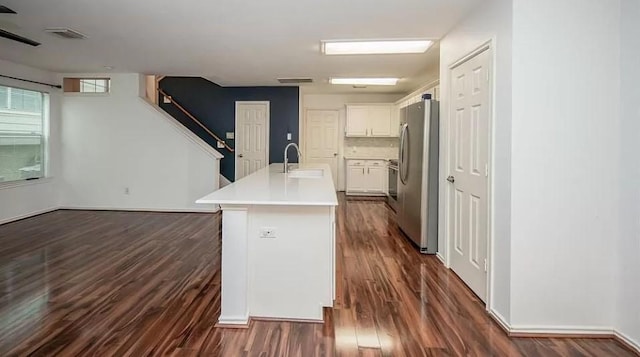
[344,137,399,158]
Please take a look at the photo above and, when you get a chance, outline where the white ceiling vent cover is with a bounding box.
[277,78,313,84]
[45,28,87,39]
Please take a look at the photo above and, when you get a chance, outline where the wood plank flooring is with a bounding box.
[0,196,635,356]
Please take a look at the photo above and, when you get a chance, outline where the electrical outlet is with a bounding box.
[287,133,292,141]
[259,227,276,239]
[217,141,225,149]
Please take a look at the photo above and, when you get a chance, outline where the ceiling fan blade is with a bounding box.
[0,28,40,46]
[0,5,17,14]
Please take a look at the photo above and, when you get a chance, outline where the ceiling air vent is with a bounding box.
[45,27,87,39]
[277,78,313,84]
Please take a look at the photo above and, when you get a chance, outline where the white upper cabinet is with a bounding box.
[345,106,369,137]
[368,106,392,137]
[346,104,398,137]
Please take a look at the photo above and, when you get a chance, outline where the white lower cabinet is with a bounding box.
[346,160,387,196]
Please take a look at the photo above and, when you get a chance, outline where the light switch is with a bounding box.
[226,132,235,139]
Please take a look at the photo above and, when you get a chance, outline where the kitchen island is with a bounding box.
[197,163,338,327]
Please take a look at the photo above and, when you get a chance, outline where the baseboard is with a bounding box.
[488,309,511,335]
[614,330,640,355]
[0,206,59,226]
[1,205,220,226]
[216,315,251,329]
[251,316,324,324]
[60,206,219,213]
[508,325,615,338]
[487,309,640,354]
[436,252,446,266]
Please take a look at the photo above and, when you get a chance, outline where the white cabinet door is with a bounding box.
[368,106,392,137]
[365,165,386,193]
[345,106,368,137]
[390,106,400,137]
[346,165,366,192]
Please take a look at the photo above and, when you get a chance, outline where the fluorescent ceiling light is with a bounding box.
[322,39,432,55]
[330,78,399,86]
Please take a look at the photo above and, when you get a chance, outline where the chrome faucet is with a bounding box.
[283,143,301,173]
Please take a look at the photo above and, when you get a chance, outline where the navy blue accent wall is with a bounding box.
[159,77,299,181]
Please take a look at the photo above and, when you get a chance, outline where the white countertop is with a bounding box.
[196,163,338,206]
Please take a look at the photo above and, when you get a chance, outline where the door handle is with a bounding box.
[362,168,365,175]
[238,154,244,158]
[334,153,338,157]
[447,175,455,183]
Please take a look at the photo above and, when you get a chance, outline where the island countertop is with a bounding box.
[196,163,338,206]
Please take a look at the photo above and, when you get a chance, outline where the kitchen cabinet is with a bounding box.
[365,165,386,192]
[346,105,398,137]
[346,159,387,196]
[345,106,369,137]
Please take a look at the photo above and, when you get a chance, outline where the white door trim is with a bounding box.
[234,101,270,180]
[442,39,495,310]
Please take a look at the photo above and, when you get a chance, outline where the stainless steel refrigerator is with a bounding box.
[397,100,439,254]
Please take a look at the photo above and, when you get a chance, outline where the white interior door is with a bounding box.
[304,110,339,187]
[448,48,491,302]
[235,101,269,180]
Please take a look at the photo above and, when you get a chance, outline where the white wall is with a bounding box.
[617,0,640,346]
[439,0,513,322]
[61,73,221,212]
[0,59,62,224]
[510,0,619,330]
[301,93,404,191]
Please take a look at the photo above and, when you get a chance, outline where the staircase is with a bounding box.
[145,75,234,185]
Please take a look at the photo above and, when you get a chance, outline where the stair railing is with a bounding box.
[157,88,234,152]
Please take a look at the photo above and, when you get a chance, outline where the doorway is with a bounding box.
[446,46,492,302]
[303,109,339,187]
[235,101,270,180]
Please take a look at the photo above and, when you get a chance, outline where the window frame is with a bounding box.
[0,82,50,186]
[63,77,111,95]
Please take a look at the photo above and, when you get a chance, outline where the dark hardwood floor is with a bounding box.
[0,196,635,356]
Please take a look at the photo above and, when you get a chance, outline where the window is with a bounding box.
[0,85,47,183]
[63,78,110,93]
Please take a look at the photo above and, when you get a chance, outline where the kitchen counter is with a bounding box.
[343,155,398,161]
[196,163,337,206]
[196,163,337,327]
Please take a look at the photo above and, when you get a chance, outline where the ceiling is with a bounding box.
[0,0,481,94]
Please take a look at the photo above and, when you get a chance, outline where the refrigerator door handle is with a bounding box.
[399,123,409,184]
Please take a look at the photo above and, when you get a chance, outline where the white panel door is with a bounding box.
[304,110,339,188]
[235,102,269,180]
[368,106,392,137]
[448,49,491,301]
[345,106,368,137]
